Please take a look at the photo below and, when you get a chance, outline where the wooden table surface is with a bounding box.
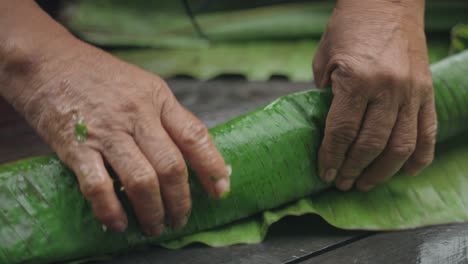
[1,80,467,264]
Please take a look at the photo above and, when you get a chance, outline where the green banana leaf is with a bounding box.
[451,24,468,54]
[112,40,320,81]
[62,0,458,82]
[1,48,468,263]
[61,0,468,48]
[163,135,468,249]
[60,0,206,49]
[111,38,450,82]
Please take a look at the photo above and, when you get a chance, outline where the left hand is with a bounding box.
[313,0,437,192]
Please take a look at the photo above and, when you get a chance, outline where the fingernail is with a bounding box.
[324,168,337,183]
[226,164,232,177]
[357,182,375,192]
[147,224,165,236]
[215,178,230,198]
[337,179,354,191]
[111,220,127,232]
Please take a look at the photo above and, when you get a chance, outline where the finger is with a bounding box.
[134,120,191,229]
[101,133,165,236]
[161,99,230,199]
[356,105,418,191]
[336,101,398,191]
[63,148,127,232]
[404,100,437,176]
[312,34,332,88]
[318,91,367,184]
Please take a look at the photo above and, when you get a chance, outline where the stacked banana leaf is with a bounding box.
[451,24,468,54]
[60,0,468,81]
[1,49,468,263]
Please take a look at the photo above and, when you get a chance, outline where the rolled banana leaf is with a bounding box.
[1,51,468,263]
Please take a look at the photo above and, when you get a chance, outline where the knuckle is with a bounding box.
[158,155,187,176]
[414,74,434,93]
[420,126,437,146]
[101,136,117,154]
[152,78,172,104]
[376,67,409,88]
[59,148,79,166]
[134,121,154,142]
[160,168,188,189]
[80,177,110,198]
[180,121,209,147]
[153,75,169,89]
[355,137,387,155]
[100,136,134,160]
[411,156,434,169]
[389,142,416,159]
[330,59,359,85]
[118,99,140,114]
[327,123,359,146]
[126,170,158,194]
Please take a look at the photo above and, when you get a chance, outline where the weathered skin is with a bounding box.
[0,0,436,235]
[313,0,436,192]
[0,1,231,235]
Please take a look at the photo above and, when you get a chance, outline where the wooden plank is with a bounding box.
[0,97,51,163]
[303,224,468,264]
[91,215,365,264]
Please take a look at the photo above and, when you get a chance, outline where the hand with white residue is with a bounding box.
[0,1,231,235]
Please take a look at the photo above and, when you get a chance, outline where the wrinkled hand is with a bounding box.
[9,40,231,235]
[313,0,437,191]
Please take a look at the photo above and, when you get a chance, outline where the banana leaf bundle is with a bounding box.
[111,39,451,82]
[59,0,465,82]
[62,0,468,48]
[1,51,468,263]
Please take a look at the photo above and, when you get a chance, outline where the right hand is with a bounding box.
[312,0,436,192]
[5,38,231,235]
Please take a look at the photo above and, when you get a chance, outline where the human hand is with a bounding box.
[4,38,231,235]
[313,0,437,191]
